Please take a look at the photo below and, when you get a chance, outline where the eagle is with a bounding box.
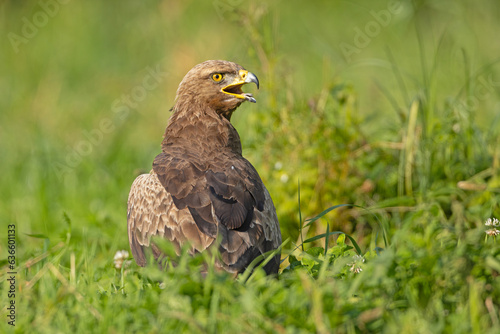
[127,60,282,275]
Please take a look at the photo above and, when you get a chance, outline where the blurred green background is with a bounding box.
[1,0,500,332]
[2,0,499,249]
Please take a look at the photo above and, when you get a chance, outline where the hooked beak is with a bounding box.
[222,70,259,103]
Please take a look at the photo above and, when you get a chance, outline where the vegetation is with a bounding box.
[1,0,499,332]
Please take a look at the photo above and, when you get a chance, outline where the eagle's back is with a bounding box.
[127,167,281,274]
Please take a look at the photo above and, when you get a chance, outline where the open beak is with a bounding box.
[222,70,259,103]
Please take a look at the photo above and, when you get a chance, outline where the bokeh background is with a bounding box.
[2,0,499,248]
[1,0,500,331]
[2,0,500,266]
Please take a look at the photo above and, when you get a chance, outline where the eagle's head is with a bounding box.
[174,60,259,119]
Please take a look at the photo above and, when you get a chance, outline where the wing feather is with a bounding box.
[149,149,282,274]
[127,171,214,266]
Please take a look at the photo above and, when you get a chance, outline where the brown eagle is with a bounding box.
[127,60,281,275]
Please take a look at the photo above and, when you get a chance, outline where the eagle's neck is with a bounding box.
[161,102,242,155]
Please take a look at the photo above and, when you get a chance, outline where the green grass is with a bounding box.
[1,0,500,332]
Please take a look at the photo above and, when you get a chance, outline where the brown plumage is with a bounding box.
[127,60,281,275]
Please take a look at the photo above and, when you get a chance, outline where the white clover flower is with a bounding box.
[114,250,130,269]
[485,218,499,227]
[350,266,363,274]
[485,229,500,237]
[274,161,283,170]
[280,173,289,183]
[484,218,500,239]
[348,255,365,274]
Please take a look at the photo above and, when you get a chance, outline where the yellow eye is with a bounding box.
[212,73,223,82]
